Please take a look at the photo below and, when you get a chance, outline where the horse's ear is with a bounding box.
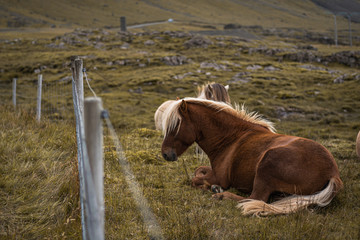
[180,100,188,114]
[176,97,180,100]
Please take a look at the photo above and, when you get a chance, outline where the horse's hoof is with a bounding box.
[212,193,224,200]
[211,185,224,193]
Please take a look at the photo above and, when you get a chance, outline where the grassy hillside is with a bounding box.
[1,0,359,33]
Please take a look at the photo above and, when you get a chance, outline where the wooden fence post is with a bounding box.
[71,57,84,116]
[120,16,127,32]
[36,74,42,122]
[12,78,16,109]
[348,14,352,47]
[84,97,104,238]
[334,15,338,46]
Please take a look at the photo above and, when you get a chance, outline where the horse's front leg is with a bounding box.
[212,176,273,202]
[212,191,246,201]
[191,166,219,190]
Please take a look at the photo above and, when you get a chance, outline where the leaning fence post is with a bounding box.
[12,78,16,109]
[36,74,43,122]
[84,97,104,237]
[71,57,84,116]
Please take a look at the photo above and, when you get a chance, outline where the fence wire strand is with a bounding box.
[83,69,164,239]
[103,117,164,240]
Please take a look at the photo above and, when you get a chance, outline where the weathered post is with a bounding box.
[334,14,338,46]
[12,78,16,109]
[120,16,127,32]
[36,74,43,122]
[71,57,84,116]
[348,14,352,47]
[84,97,104,237]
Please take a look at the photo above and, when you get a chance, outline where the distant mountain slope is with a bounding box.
[0,0,359,32]
[311,0,360,22]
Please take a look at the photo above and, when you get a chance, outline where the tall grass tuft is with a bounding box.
[0,106,80,239]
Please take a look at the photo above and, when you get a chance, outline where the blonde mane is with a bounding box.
[161,98,275,137]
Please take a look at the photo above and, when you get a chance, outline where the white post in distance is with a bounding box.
[334,14,338,46]
[36,74,43,122]
[12,78,16,109]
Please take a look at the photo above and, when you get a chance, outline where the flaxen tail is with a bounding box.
[237,177,343,216]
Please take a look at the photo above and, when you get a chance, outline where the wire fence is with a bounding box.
[0,58,164,239]
[71,58,164,240]
[0,77,73,121]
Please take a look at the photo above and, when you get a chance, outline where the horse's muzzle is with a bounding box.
[162,151,177,161]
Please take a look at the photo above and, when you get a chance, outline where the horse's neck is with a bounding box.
[190,105,251,160]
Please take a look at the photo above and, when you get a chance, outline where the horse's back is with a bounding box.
[257,135,340,195]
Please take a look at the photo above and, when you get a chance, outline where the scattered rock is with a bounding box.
[144,40,155,46]
[246,65,262,71]
[282,50,360,67]
[334,75,346,84]
[264,66,280,71]
[200,62,228,71]
[173,72,193,80]
[297,45,317,51]
[228,72,251,84]
[217,42,227,47]
[114,60,127,65]
[275,106,306,119]
[94,42,105,49]
[163,56,189,66]
[129,87,143,94]
[299,64,326,71]
[184,35,213,48]
[120,43,130,49]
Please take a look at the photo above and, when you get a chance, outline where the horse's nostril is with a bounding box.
[172,152,176,161]
[163,153,168,160]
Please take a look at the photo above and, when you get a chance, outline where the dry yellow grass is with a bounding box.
[0,107,80,239]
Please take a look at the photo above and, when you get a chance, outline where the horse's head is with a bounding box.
[161,100,196,161]
[197,82,231,104]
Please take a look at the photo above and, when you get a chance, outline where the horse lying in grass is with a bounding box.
[158,98,343,216]
[154,82,230,131]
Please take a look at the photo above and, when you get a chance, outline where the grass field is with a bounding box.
[0,2,360,238]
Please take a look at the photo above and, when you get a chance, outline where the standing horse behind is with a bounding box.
[197,82,231,104]
[159,98,343,216]
[154,82,230,131]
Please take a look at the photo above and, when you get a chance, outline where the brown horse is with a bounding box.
[159,98,343,216]
[154,82,230,131]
